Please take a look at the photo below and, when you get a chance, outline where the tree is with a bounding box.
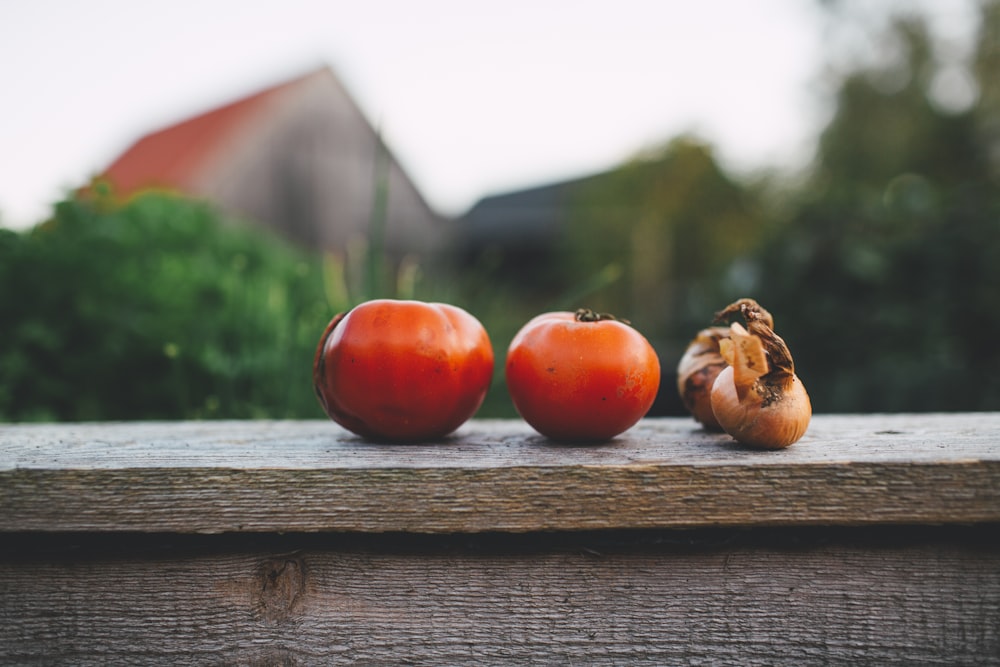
[563,137,765,343]
[751,4,1000,412]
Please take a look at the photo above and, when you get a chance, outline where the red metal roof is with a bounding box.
[99,71,314,196]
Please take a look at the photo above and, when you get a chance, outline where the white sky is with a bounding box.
[0,1,978,229]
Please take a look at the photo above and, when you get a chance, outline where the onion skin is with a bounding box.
[676,327,729,431]
[676,299,775,432]
[707,300,811,449]
[710,364,811,449]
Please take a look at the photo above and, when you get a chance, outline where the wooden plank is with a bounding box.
[1,528,997,665]
[1,414,999,533]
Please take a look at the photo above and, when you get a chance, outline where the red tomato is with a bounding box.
[313,299,494,441]
[505,309,661,441]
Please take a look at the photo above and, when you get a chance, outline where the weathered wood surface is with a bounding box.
[2,416,999,664]
[2,414,999,533]
[1,528,997,666]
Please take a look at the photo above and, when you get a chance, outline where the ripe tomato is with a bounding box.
[505,309,661,441]
[313,299,494,441]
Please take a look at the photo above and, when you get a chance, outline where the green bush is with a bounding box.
[0,191,341,421]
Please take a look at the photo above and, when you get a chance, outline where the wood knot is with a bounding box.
[255,555,306,624]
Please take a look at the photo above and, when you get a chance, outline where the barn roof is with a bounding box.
[98,68,323,195]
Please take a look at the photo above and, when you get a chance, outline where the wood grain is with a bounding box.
[2,414,999,533]
[1,528,997,665]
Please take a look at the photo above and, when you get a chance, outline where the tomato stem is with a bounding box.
[574,308,630,325]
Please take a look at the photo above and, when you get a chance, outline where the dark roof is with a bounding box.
[460,172,604,246]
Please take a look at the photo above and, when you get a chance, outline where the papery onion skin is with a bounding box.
[677,300,775,432]
[710,365,811,449]
[676,327,729,431]
[707,298,810,449]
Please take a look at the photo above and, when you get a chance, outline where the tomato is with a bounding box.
[505,309,661,441]
[313,299,494,441]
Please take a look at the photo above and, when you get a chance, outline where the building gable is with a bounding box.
[96,66,446,261]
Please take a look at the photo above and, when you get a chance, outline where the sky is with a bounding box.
[0,1,979,229]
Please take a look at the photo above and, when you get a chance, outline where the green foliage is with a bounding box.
[750,7,1000,413]
[4,4,998,422]
[547,5,1000,416]
[0,191,339,421]
[563,138,765,336]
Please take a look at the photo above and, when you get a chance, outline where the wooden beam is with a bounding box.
[2,414,998,534]
[1,528,997,664]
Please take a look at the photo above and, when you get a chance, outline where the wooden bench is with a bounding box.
[2,413,998,664]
